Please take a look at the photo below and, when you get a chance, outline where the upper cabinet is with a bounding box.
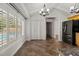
[68,14,79,20]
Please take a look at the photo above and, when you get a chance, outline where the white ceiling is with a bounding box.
[15,3,78,18]
[23,3,57,15]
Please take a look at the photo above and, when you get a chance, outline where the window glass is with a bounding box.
[8,14,16,42]
[2,11,8,46]
[0,8,23,48]
[0,11,3,47]
[0,10,8,47]
[18,19,22,38]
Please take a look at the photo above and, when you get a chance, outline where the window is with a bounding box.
[0,11,3,47]
[2,11,8,46]
[0,8,23,48]
[8,14,16,42]
[0,10,8,47]
[17,19,22,38]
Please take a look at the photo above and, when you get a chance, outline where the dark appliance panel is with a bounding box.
[62,20,79,45]
[62,21,73,44]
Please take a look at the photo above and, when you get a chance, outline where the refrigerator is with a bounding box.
[62,20,79,46]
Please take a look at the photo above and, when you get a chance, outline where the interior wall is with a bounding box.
[52,21,54,37]
[25,6,70,41]
[0,4,26,56]
[26,12,46,40]
[47,8,69,41]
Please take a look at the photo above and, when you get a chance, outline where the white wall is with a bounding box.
[25,8,69,41]
[26,12,46,40]
[47,8,69,41]
[0,4,26,56]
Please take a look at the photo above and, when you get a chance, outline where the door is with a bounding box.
[46,22,53,39]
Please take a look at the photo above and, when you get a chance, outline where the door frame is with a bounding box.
[45,17,55,39]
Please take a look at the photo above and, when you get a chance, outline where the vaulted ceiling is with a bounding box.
[14,3,79,18]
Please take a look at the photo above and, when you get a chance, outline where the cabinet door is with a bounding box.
[73,20,79,32]
[76,33,79,46]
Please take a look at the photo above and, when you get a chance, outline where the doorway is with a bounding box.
[46,22,53,40]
